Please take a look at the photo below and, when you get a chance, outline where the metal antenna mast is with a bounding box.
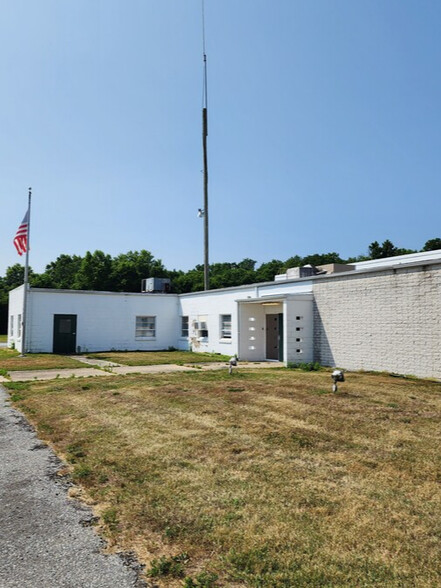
[201,0,209,290]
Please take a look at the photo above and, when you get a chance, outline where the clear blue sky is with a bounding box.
[2,0,440,276]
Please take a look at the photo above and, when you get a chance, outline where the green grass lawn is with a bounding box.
[85,350,232,366]
[0,334,7,343]
[6,369,441,587]
[0,348,87,371]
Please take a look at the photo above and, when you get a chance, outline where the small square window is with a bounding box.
[136,316,156,338]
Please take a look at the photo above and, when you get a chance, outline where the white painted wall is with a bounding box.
[179,287,314,362]
[7,285,25,352]
[26,289,180,353]
[178,288,253,356]
[284,297,314,364]
[238,303,267,361]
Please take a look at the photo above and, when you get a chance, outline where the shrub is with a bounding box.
[287,361,322,371]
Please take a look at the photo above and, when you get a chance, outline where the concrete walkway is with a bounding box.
[0,386,145,588]
[4,361,285,382]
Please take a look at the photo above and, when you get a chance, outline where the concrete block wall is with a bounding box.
[313,263,441,379]
[27,290,180,353]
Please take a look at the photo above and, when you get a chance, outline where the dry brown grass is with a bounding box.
[85,350,231,366]
[0,348,87,371]
[6,369,441,587]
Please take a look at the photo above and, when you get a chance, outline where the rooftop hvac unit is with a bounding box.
[141,278,171,293]
[286,265,317,279]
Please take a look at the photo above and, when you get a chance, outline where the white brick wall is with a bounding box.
[313,263,441,379]
[7,285,25,352]
[26,289,180,353]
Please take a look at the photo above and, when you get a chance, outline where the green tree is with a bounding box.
[283,255,302,270]
[209,260,256,289]
[422,238,441,251]
[255,259,284,282]
[0,264,36,333]
[300,252,343,267]
[74,251,113,291]
[110,250,166,292]
[34,254,83,289]
[368,240,415,259]
[173,267,205,293]
[4,264,27,289]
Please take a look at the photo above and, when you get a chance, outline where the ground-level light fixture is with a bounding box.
[331,369,345,392]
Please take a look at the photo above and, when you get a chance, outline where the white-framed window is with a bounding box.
[17,314,22,338]
[135,316,156,338]
[181,316,189,338]
[10,316,14,337]
[220,314,232,339]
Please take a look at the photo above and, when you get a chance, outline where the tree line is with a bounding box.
[1,238,440,333]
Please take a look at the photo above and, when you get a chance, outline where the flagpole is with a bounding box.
[20,187,32,356]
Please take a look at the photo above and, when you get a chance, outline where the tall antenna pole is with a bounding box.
[202,0,209,290]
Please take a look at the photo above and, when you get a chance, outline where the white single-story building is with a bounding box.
[8,249,441,380]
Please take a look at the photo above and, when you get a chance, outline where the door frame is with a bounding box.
[53,314,77,354]
[265,312,284,361]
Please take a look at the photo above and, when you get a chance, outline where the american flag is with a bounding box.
[13,210,29,256]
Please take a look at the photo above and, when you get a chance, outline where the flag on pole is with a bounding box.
[13,210,29,256]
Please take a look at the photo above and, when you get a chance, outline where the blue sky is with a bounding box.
[2,0,440,276]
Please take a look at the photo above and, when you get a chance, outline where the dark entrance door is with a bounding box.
[53,314,77,354]
[266,313,284,361]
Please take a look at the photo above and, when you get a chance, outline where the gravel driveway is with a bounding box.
[0,385,146,588]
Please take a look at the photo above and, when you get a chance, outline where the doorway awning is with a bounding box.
[236,293,312,304]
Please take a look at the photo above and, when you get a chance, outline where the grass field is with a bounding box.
[0,334,7,343]
[6,369,441,587]
[85,350,232,366]
[0,348,87,371]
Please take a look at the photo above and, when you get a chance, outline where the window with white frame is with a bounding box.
[10,316,14,337]
[181,316,189,337]
[135,316,156,338]
[17,314,22,338]
[220,314,232,339]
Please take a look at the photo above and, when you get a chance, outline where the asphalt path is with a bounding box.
[0,385,146,588]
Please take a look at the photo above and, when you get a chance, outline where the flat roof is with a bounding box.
[12,253,440,299]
